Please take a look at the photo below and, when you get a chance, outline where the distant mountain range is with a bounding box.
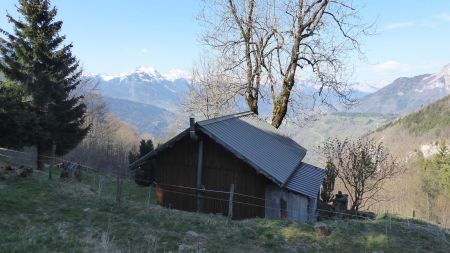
[89,66,190,112]
[349,64,450,114]
[84,67,190,137]
[87,64,450,139]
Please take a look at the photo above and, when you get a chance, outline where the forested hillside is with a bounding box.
[368,95,450,226]
[371,95,450,157]
[287,112,396,164]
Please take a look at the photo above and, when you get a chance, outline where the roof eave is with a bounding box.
[128,129,190,170]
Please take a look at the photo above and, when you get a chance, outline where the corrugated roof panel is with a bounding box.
[197,112,307,185]
[285,163,326,198]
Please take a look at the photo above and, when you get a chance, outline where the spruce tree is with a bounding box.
[129,139,154,164]
[0,0,89,169]
[0,79,37,148]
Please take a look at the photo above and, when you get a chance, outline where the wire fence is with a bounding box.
[1,146,449,236]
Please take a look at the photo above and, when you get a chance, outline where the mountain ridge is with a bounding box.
[350,64,450,115]
[87,64,450,139]
[89,66,190,112]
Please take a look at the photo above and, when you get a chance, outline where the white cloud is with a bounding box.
[383,21,415,31]
[372,60,411,73]
[435,13,450,22]
[351,80,391,93]
[383,14,450,31]
[141,48,148,54]
[164,69,191,81]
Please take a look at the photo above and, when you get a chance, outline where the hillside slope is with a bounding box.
[351,64,450,115]
[1,164,449,253]
[103,96,175,138]
[370,94,450,158]
[286,112,395,165]
[366,95,450,225]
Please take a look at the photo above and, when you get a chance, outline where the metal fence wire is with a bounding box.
[1,147,449,235]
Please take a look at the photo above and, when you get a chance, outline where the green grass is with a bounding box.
[1,165,449,252]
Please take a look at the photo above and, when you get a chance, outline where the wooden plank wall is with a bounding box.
[142,133,272,219]
[201,137,267,219]
[144,135,199,212]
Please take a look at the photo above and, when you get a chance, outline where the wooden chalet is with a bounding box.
[129,112,325,221]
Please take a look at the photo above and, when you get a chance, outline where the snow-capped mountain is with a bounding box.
[83,66,190,137]
[164,69,192,82]
[90,66,190,111]
[350,64,450,114]
[350,80,391,93]
[85,63,450,138]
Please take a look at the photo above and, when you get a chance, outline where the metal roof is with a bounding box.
[284,163,326,199]
[197,112,307,185]
[129,111,325,199]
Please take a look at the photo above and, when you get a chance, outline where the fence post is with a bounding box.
[116,168,123,203]
[147,185,153,207]
[385,212,388,236]
[97,174,103,198]
[389,214,392,231]
[412,210,415,218]
[49,142,56,180]
[228,184,235,221]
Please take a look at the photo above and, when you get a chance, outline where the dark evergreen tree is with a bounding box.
[129,139,154,164]
[0,0,88,169]
[0,80,37,148]
[139,139,154,157]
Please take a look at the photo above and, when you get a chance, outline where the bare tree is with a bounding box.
[199,0,370,127]
[66,92,140,174]
[183,55,240,119]
[321,137,403,212]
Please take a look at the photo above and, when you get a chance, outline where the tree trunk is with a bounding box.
[246,94,258,115]
[271,78,294,128]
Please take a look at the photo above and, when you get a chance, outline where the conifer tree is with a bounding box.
[0,79,37,148]
[129,139,154,164]
[0,0,88,169]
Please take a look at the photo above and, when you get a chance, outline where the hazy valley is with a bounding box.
[89,64,450,152]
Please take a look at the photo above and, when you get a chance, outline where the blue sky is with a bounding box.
[0,0,449,87]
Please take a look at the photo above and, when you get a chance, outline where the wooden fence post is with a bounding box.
[147,185,153,207]
[196,139,204,212]
[116,168,123,203]
[49,142,56,180]
[228,184,235,221]
[97,174,103,198]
